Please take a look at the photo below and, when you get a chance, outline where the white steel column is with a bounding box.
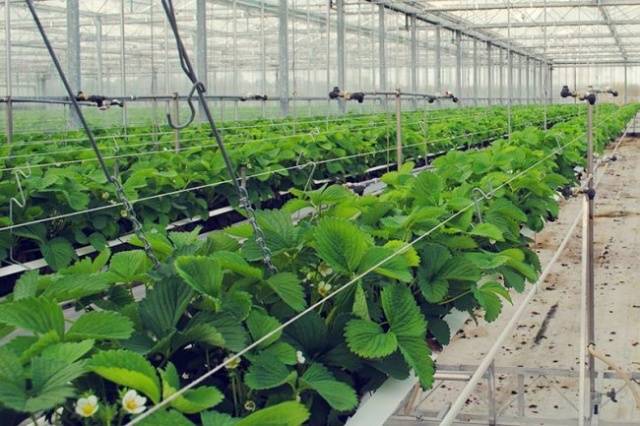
[410,14,418,110]
[119,0,127,128]
[434,25,442,94]
[337,0,346,113]
[524,56,531,104]
[278,0,289,115]
[196,0,208,121]
[5,0,13,143]
[473,39,479,105]
[455,31,462,101]
[487,42,492,105]
[624,63,628,103]
[67,0,81,127]
[378,5,387,110]
[378,5,386,93]
[517,55,523,104]
[95,17,103,95]
[499,49,504,104]
[532,61,538,104]
[548,64,554,104]
[539,61,544,103]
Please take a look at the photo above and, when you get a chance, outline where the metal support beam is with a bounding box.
[67,0,81,127]
[278,0,289,116]
[539,61,544,103]
[499,49,504,104]
[597,4,627,61]
[119,0,127,128]
[548,64,553,104]
[378,5,386,94]
[471,18,638,29]
[434,25,441,94]
[486,43,492,106]
[410,14,418,110]
[624,63,628,104]
[95,17,103,94]
[337,0,346,113]
[5,0,13,144]
[532,60,538,104]
[472,39,478,105]
[517,55,523,105]
[196,0,208,121]
[455,31,462,101]
[526,57,530,104]
[426,0,640,12]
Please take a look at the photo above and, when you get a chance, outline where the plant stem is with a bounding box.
[438,289,472,305]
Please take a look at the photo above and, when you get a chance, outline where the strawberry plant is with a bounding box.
[0,103,636,425]
[1,105,581,270]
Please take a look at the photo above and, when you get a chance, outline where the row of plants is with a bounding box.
[0,103,636,425]
[0,104,579,269]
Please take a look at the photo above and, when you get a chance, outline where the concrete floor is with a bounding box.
[403,137,640,424]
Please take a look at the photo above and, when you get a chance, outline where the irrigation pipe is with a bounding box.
[439,114,635,426]
[127,112,616,425]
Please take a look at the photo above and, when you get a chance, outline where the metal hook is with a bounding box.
[166,82,203,130]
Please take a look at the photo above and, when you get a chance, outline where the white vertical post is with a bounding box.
[473,39,479,105]
[486,42,492,106]
[517,55,523,105]
[196,0,208,121]
[624,63,628,104]
[337,0,346,113]
[67,0,81,128]
[4,0,13,143]
[395,91,402,168]
[378,5,386,93]
[95,17,104,95]
[525,56,531,104]
[499,49,504,104]
[434,25,441,95]
[278,0,289,116]
[455,31,462,101]
[119,0,128,128]
[410,14,418,110]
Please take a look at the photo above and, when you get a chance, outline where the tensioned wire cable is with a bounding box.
[127,110,621,425]
[0,111,583,234]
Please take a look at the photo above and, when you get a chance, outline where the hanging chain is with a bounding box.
[160,0,276,273]
[25,0,160,267]
[112,180,160,266]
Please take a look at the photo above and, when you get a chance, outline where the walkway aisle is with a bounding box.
[408,136,640,424]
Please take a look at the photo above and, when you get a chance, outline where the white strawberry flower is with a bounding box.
[318,263,333,277]
[122,389,147,415]
[296,350,306,364]
[244,400,256,412]
[224,354,241,369]
[75,395,99,418]
[317,281,332,297]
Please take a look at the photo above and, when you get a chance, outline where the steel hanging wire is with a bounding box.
[23,0,160,268]
[159,0,276,272]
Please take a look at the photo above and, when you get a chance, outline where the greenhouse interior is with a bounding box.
[1,0,640,425]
